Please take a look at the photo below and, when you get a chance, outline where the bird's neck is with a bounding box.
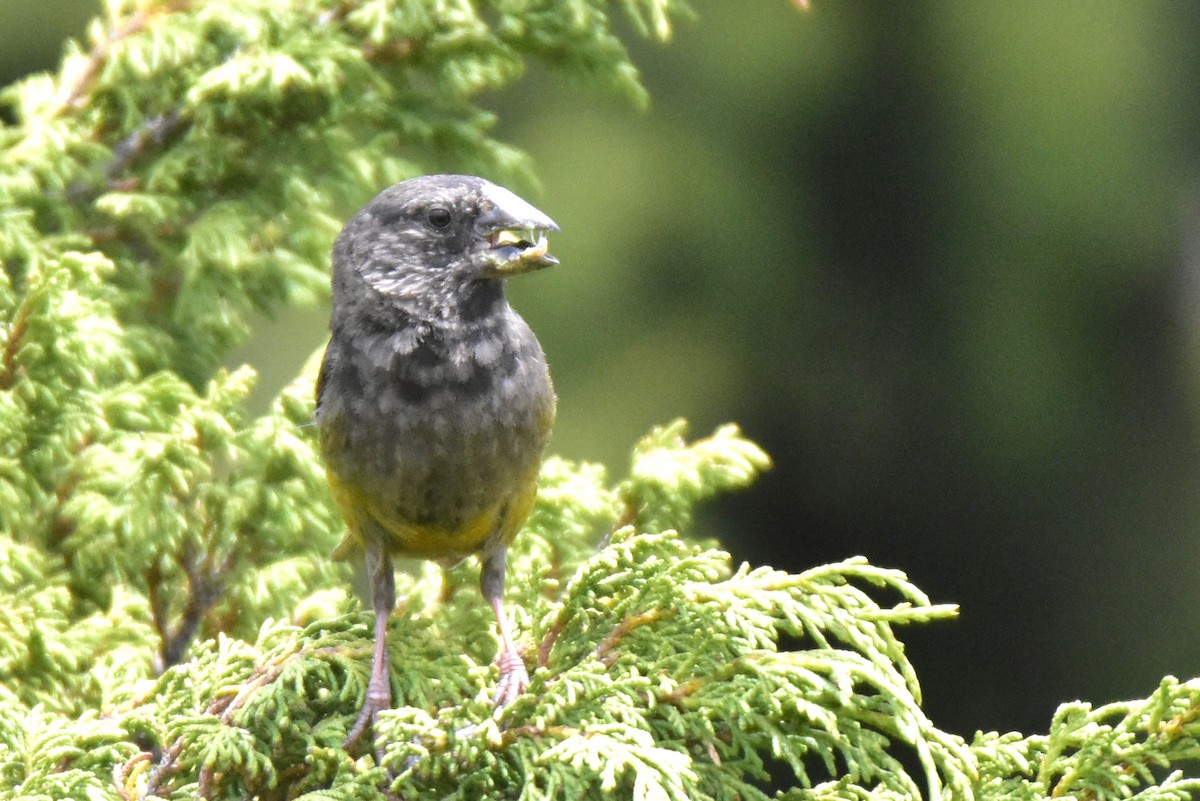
[333,279,508,337]
[457,279,506,322]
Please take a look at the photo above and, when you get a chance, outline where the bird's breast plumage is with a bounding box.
[317,304,555,557]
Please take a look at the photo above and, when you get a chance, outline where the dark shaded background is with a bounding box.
[6,1,1200,739]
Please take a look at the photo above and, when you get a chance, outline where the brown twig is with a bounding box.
[596,496,640,552]
[497,724,577,748]
[146,559,169,662]
[112,752,151,801]
[208,648,293,723]
[536,617,566,669]
[156,541,237,671]
[139,644,307,799]
[196,646,299,799]
[594,609,664,667]
[55,1,193,112]
[658,677,705,707]
[1160,699,1200,738]
[1050,699,1200,799]
[104,111,185,182]
[65,110,187,203]
[143,739,185,798]
[362,39,414,63]
[46,452,89,546]
[0,298,30,391]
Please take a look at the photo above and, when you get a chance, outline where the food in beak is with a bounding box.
[489,227,550,258]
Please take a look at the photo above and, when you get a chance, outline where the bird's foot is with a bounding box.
[492,645,530,709]
[344,681,392,751]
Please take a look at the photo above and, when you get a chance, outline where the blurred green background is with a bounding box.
[6,1,1200,738]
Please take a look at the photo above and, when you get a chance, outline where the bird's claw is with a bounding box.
[492,646,530,708]
[344,681,392,751]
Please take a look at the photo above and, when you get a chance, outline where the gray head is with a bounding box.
[330,175,558,328]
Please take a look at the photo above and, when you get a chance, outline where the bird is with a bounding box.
[314,174,558,748]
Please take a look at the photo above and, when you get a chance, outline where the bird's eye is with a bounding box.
[426,207,452,229]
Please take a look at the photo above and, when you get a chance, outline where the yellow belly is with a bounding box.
[326,467,539,562]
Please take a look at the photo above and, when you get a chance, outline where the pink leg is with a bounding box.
[481,546,529,707]
[344,540,395,749]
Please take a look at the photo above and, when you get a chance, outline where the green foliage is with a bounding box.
[3,410,971,801]
[2,1,1200,800]
[0,0,685,713]
[973,677,1200,800]
[1,0,680,384]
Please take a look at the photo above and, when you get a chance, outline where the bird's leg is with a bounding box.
[344,539,395,750]
[480,546,529,708]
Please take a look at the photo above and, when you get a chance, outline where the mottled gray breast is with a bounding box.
[317,304,554,531]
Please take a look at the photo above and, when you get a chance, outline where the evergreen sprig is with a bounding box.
[0,415,972,801]
[0,0,686,686]
[3,1,1200,799]
[972,676,1200,800]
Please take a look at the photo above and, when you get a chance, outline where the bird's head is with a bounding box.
[332,174,558,321]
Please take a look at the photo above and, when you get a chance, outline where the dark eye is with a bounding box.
[426,207,452,228]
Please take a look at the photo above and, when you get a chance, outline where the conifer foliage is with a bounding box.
[2,1,1200,799]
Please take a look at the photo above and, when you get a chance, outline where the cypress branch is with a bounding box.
[2,1,1200,799]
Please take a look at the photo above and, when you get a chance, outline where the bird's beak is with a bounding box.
[477,185,559,278]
